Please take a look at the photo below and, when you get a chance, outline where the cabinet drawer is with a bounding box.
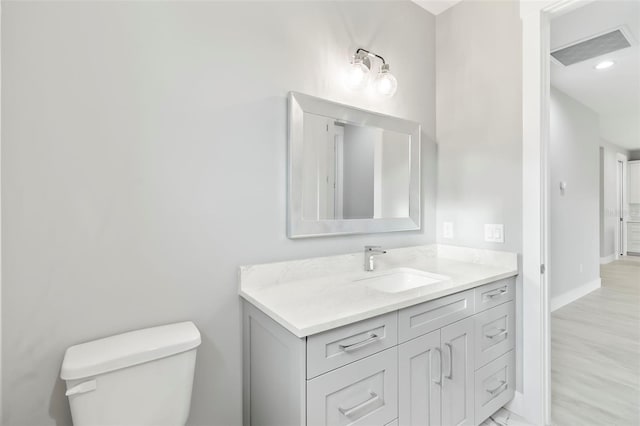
[474,301,515,369]
[307,312,398,379]
[475,350,515,425]
[398,290,474,343]
[474,278,515,313]
[307,347,398,426]
[628,223,640,233]
[628,223,640,250]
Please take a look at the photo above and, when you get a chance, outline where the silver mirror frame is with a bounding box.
[287,92,421,238]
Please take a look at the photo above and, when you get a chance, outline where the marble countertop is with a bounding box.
[239,244,518,338]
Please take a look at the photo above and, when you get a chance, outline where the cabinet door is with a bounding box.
[441,317,475,426]
[398,330,441,426]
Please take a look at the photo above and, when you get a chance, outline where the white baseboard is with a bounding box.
[505,390,525,418]
[550,278,601,312]
[600,254,615,264]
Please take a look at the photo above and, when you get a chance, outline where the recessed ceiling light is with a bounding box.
[595,60,615,70]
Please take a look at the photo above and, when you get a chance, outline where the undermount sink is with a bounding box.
[353,267,450,294]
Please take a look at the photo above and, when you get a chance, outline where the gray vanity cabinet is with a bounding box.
[441,317,475,426]
[242,277,516,426]
[398,317,475,426]
[398,330,441,425]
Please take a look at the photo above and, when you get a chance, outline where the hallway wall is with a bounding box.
[549,88,601,310]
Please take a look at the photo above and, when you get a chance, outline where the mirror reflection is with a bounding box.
[302,113,411,221]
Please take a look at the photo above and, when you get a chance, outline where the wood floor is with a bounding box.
[551,256,640,425]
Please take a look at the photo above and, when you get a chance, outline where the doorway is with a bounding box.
[616,157,626,258]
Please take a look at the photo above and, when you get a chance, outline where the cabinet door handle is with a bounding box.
[338,333,379,352]
[444,342,453,380]
[485,288,507,299]
[431,347,442,385]
[487,380,508,396]
[485,328,507,340]
[338,391,380,418]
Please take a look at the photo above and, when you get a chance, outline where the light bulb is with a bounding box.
[594,60,615,70]
[374,64,397,97]
[345,56,370,90]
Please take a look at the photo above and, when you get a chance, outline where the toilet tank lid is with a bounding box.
[60,321,201,380]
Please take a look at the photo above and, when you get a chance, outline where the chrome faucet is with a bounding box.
[364,246,387,271]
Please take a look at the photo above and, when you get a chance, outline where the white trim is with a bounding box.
[520,1,552,424]
[550,278,601,312]
[520,0,590,424]
[600,254,616,264]
[0,2,4,421]
[505,391,526,417]
[615,153,628,259]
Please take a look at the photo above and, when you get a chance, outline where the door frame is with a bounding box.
[519,1,592,424]
[615,153,628,259]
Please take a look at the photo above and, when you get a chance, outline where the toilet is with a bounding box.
[60,321,201,426]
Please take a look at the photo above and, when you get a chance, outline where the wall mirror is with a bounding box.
[288,92,421,238]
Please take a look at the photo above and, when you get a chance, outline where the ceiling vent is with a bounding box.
[551,28,632,66]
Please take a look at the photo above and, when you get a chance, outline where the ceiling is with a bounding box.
[551,0,640,150]
[412,0,463,15]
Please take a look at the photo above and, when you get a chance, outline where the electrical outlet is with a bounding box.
[484,224,504,243]
[443,222,454,239]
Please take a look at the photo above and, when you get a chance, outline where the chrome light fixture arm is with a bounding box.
[355,48,387,66]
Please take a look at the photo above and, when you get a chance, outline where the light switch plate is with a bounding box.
[484,224,504,243]
[443,222,454,239]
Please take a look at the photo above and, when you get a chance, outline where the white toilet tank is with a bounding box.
[61,321,201,426]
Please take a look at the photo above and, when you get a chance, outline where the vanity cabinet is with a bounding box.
[398,317,475,426]
[243,277,516,426]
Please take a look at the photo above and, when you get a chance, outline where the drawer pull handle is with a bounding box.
[487,380,508,396]
[444,342,453,380]
[485,288,507,299]
[431,347,442,385]
[338,391,380,418]
[486,328,508,340]
[339,333,379,352]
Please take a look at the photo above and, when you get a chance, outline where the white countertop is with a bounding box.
[239,244,518,338]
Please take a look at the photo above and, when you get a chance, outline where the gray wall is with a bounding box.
[630,150,640,161]
[435,0,523,390]
[1,2,436,425]
[549,88,600,300]
[435,1,522,252]
[600,140,629,259]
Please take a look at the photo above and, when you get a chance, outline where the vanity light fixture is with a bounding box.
[594,60,615,70]
[375,64,398,97]
[346,54,370,90]
[346,48,398,97]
